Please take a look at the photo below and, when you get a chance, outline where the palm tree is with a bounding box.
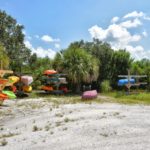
[62,46,99,93]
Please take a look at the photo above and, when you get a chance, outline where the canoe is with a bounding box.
[82,90,98,99]
[118,79,135,86]
[8,76,19,84]
[23,85,32,92]
[43,70,57,75]
[2,91,16,99]
[41,86,53,91]
[21,76,33,85]
[0,79,8,84]
[0,93,8,99]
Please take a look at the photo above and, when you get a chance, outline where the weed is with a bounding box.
[64,117,70,123]
[50,131,54,135]
[100,133,109,137]
[32,125,41,132]
[0,132,18,139]
[55,121,62,127]
[0,139,8,146]
[55,113,64,117]
[113,112,120,116]
[62,127,68,131]
[45,125,50,131]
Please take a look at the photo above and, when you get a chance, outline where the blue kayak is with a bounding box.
[118,79,135,86]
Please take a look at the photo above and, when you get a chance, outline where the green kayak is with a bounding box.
[2,91,16,99]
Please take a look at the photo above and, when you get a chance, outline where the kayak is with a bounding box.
[0,93,8,99]
[43,70,57,75]
[118,79,135,86]
[21,76,33,85]
[41,86,53,91]
[82,90,98,99]
[0,79,8,84]
[23,85,32,92]
[8,76,19,84]
[2,91,16,99]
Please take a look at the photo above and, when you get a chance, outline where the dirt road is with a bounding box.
[0,98,150,150]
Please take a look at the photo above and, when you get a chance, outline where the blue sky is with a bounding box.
[0,0,150,59]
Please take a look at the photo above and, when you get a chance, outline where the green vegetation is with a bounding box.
[102,92,150,105]
[0,10,150,97]
[101,80,112,93]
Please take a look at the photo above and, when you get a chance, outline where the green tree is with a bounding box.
[111,50,133,87]
[60,44,99,93]
[0,10,31,71]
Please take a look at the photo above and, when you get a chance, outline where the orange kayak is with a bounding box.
[0,93,8,100]
[41,86,53,91]
[43,70,57,75]
[0,79,8,84]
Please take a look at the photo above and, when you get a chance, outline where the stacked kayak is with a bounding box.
[0,70,17,105]
[41,70,69,94]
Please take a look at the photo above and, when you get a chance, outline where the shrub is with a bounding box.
[101,80,112,93]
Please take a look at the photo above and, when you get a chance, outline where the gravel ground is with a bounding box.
[0,98,150,150]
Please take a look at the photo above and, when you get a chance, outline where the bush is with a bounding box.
[101,80,112,93]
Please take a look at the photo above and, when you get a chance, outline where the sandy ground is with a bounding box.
[0,97,150,150]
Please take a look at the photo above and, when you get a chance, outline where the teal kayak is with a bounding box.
[2,91,16,99]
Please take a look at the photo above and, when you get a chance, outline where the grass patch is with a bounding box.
[0,132,19,139]
[102,91,150,105]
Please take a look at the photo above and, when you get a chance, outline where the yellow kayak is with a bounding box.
[23,85,32,92]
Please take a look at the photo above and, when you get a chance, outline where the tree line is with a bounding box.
[0,10,150,92]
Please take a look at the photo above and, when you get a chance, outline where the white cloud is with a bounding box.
[22,30,26,35]
[123,11,144,19]
[41,35,53,42]
[142,31,148,37]
[32,47,56,59]
[24,40,33,49]
[55,43,60,49]
[88,11,150,60]
[41,35,60,43]
[24,40,56,59]
[125,45,150,60]
[123,11,150,21]
[120,18,142,28]
[111,16,119,23]
[89,24,141,49]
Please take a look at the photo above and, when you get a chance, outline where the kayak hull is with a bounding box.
[82,90,98,99]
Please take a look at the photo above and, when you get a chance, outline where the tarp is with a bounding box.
[21,76,33,85]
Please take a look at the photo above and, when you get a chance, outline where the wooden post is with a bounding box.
[127,69,130,94]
